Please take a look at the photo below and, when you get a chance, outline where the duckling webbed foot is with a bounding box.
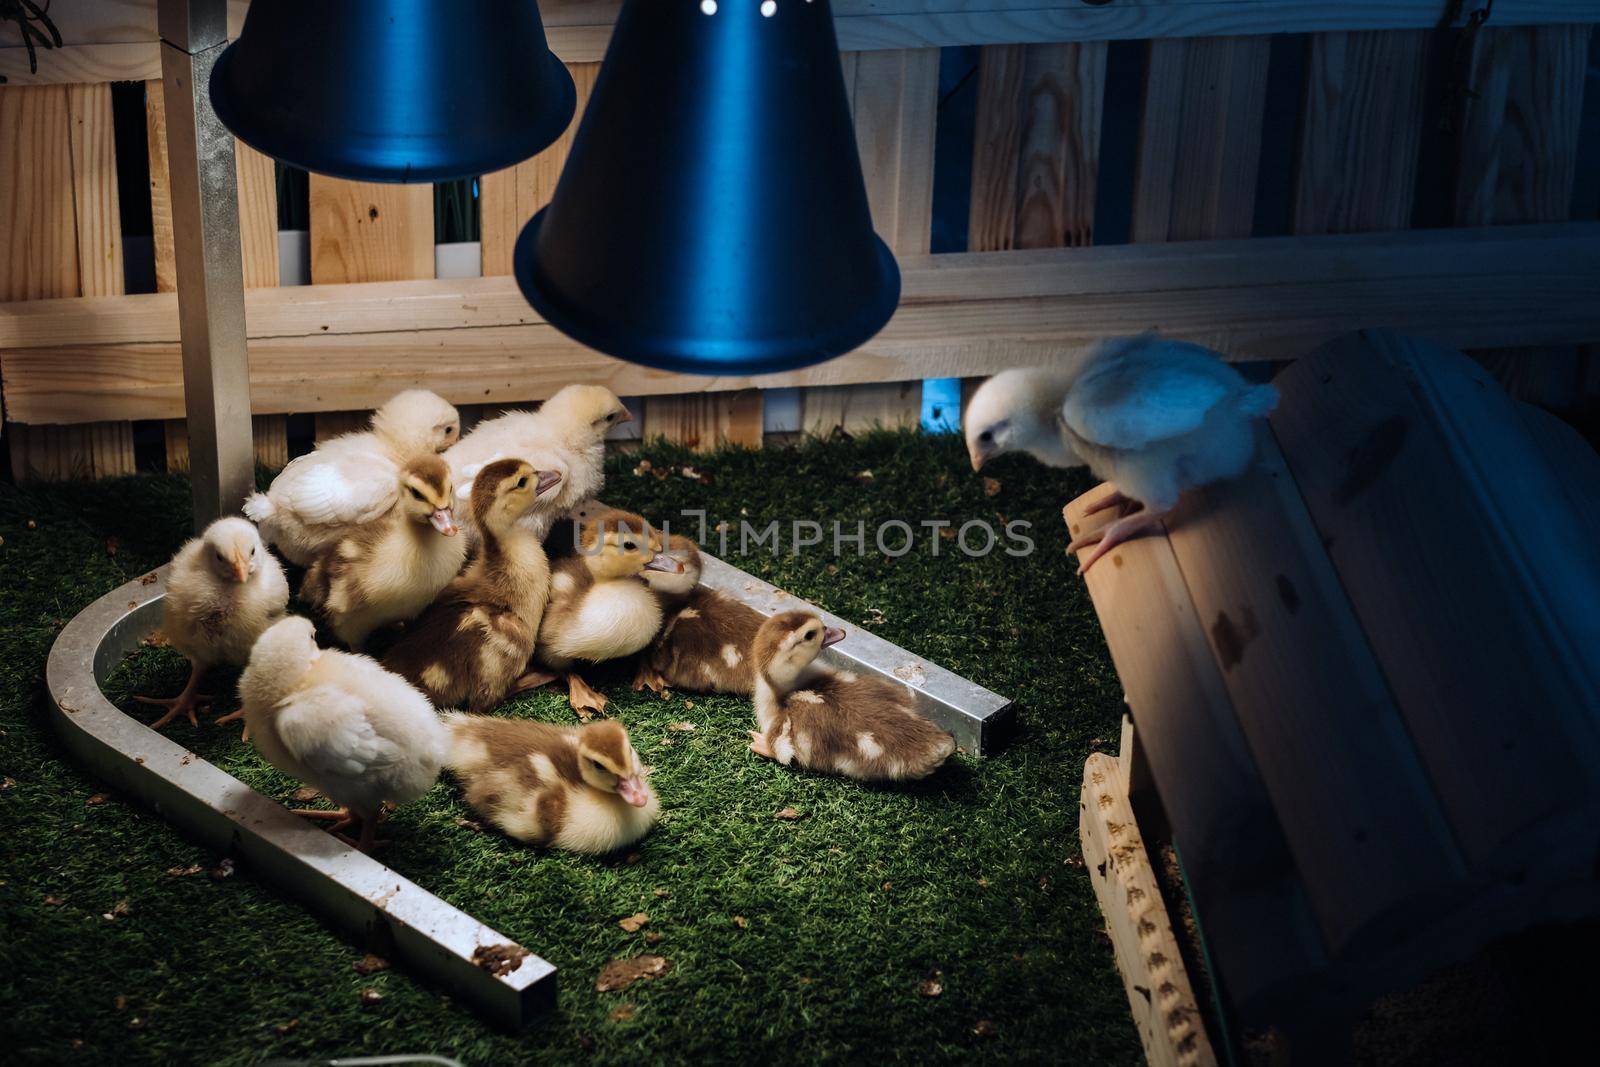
[748,730,775,760]
[1068,507,1165,575]
[511,669,559,695]
[566,674,609,720]
[631,662,669,696]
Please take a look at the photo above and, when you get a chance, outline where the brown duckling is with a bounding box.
[749,611,956,781]
[529,510,682,718]
[300,454,463,650]
[383,459,563,711]
[633,533,764,696]
[444,714,658,853]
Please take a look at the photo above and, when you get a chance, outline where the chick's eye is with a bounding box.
[979,430,993,443]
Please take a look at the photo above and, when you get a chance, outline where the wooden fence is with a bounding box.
[2,1,1598,481]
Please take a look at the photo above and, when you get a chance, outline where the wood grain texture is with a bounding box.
[144,79,176,294]
[1271,331,1600,883]
[0,84,133,481]
[848,48,940,257]
[1454,24,1592,227]
[1293,30,1429,234]
[234,141,281,289]
[309,178,434,285]
[480,61,600,277]
[802,381,921,436]
[642,391,764,452]
[1132,35,1271,242]
[969,42,1107,251]
[1162,425,1467,957]
[1066,486,1326,1022]
[5,224,1599,423]
[7,4,1600,83]
[164,414,290,472]
[1080,753,1218,1067]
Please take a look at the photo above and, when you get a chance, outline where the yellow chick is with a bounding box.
[137,518,288,729]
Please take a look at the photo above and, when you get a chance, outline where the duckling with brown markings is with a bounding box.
[444,714,658,853]
[300,454,464,650]
[749,611,956,781]
[530,510,682,718]
[633,533,764,696]
[383,459,563,711]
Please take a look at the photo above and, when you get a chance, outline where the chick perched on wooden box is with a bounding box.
[300,454,464,651]
[383,458,564,712]
[633,533,764,696]
[245,389,459,566]
[444,714,658,854]
[749,611,955,781]
[239,616,448,853]
[965,335,1279,573]
[137,517,289,729]
[446,384,629,541]
[529,510,683,718]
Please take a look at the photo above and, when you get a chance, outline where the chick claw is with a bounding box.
[133,692,213,729]
[213,708,251,741]
[1077,488,1141,520]
[1067,509,1166,575]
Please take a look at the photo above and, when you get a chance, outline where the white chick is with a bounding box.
[238,616,448,852]
[243,389,460,565]
[965,335,1279,573]
[445,384,629,540]
[137,518,288,729]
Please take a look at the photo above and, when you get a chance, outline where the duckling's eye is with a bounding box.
[804,629,817,641]
[623,540,637,551]
[515,477,528,489]
[409,487,425,500]
[590,758,606,772]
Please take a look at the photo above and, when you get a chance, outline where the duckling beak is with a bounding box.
[429,507,459,535]
[535,469,563,496]
[821,626,847,648]
[616,775,650,807]
[644,553,684,574]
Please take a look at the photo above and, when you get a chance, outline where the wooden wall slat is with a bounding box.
[1,84,134,481]
[801,381,922,436]
[1132,35,1271,242]
[480,61,601,278]
[641,390,763,451]
[1293,30,1430,234]
[308,179,434,285]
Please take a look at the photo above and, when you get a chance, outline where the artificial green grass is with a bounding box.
[0,430,1137,1066]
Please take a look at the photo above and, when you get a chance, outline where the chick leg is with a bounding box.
[1078,488,1140,519]
[1068,509,1167,575]
[133,661,211,729]
[748,730,775,760]
[212,708,251,742]
[565,674,609,720]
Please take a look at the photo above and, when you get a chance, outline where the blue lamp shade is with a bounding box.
[514,0,901,375]
[209,0,575,184]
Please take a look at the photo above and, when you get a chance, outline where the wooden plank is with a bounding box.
[308,178,434,285]
[480,61,600,277]
[848,47,940,256]
[1293,30,1430,234]
[802,381,921,436]
[165,415,289,472]
[0,84,134,481]
[641,391,764,451]
[1080,753,1218,1067]
[144,79,177,295]
[5,224,1600,424]
[1454,24,1592,227]
[234,142,281,289]
[1161,426,1467,957]
[1271,331,1600,888]
[1132,35,1271,242]
[1066,487,1326,1022]
[969,42,1107,251]
[7,3,1600,83]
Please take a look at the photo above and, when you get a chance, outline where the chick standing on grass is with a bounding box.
[444,714,658,853]
[445,384,629,540]
[299,455,463,651]
[965,335,1279,573]
[633,533,765,696]
[749,611,956,781]
[244,389,459,566]
[528,510,683,718]
[137,518,288,729]
[239,616,447,853]
[383,458,564,711]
